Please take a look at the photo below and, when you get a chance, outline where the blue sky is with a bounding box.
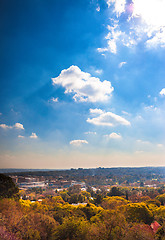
[0,0,165,169]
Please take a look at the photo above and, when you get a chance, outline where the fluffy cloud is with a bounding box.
[52,66,114,102]
[0,124,13,129]
[105,132,122,139]
[160,88,165,96]
[87,109,131,126]
[107,0,126,17]
[89,108,104,115]
[0,123,24,130]
[70,140,88,147]
[146,30,165,48]
[30,133,38,139]
[14,123,24,130]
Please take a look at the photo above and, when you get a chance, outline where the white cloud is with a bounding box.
[30,132,38,139]
[113,0,126,17]
[106,0,111,8]
[99,0,165,54]
[105,25,123,54]
[87,109,131,127]
[107,39,117,54]
[98,23,136,54]
[97,47,108,53]
[0,123,24,130]
[96,5,100,12]
[14,123,24,130]
[160,88,165,96]
[89,108,104,115]
[18,135,25,138]
[51,97,59,102]
[146,30,165,48]
[70,140,88,147]
[105,132,122,139]
[52,66,114,102]
[0,124,13,129]
[119,61,127,68]
[132,0,165,48]
[106,0,126,17]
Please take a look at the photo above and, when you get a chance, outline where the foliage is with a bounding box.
[51,217,89,240]
[78,203,103,220]
[107,187,123,197]
[0,174,19,199]
[156,193,165,205]
[0,198,23,232]
[125,202,154,224]
[1,179,165,240]
[101,196,129,209]
[94,193,103,205]
[15,212,57,240]
[154,206,165,224]
[89,209,128,239]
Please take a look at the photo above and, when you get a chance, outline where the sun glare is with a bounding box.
[132,0,165,27]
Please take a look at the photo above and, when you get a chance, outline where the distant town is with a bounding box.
[4,167,165,202]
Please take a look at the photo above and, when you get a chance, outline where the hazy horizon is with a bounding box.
[1,0,165,169]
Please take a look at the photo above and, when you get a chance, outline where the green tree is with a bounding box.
[125,202,153,224]
[51,217,89,240]
[60,191,70,202]
[0,174,19,199]
[107,187,123,197]
[78,203,102,221]
[101,196,128,210]
[69,193,79,204]
[94,193,103,205]
[156,194,165,206]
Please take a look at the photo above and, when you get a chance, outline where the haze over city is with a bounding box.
[0,0,165,169]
